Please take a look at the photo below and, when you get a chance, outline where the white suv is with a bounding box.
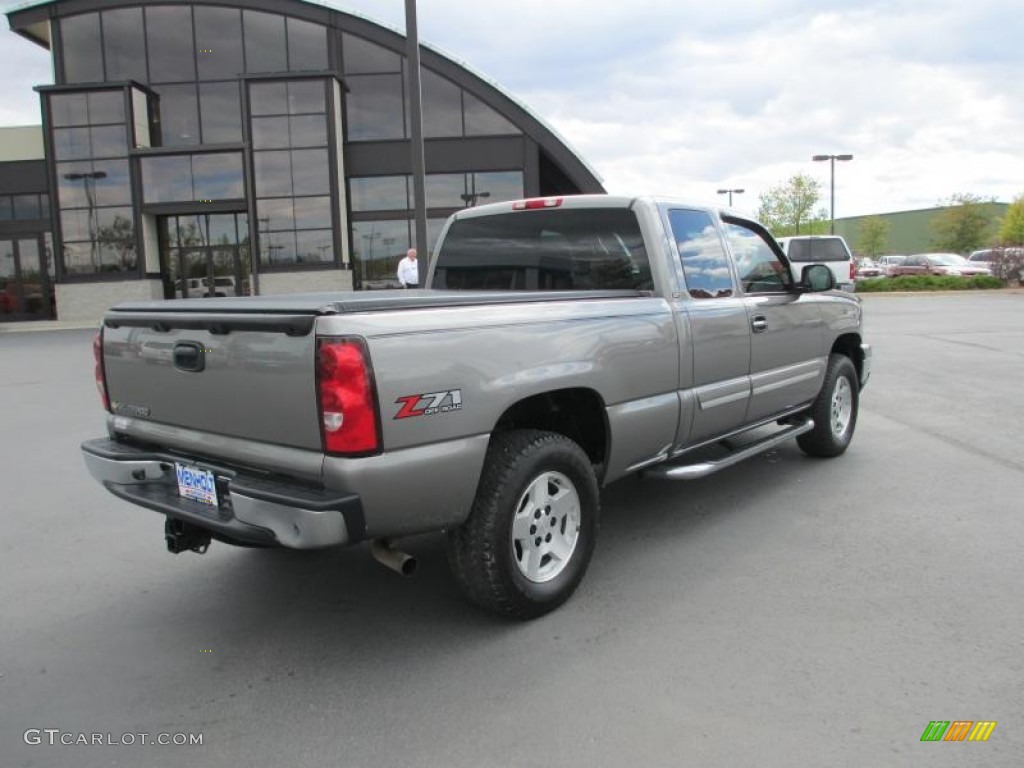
[776,235,855,292]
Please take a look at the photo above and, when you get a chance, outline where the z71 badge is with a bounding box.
[394,389,463,420]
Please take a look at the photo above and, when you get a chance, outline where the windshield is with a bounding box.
[786,238,850,262]
[432,208,653,291]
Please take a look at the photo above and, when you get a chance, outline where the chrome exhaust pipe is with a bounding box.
[370,539,417,577]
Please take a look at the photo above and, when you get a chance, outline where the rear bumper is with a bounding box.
[81,438,363,549]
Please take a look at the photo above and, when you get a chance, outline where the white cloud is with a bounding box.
[2,0,1021,216]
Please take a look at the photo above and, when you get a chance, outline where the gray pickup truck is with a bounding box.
[82,195,871,619]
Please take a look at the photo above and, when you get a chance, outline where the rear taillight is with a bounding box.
[849,261,856,281]
[512,197,563,210]
[93,331,109,411]
[316,337,380,455]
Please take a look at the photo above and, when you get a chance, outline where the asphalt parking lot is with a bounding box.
[1,292,1022,767]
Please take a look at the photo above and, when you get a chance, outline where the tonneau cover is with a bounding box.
[106,289,645,317]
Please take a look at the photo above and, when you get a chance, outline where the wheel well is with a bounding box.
[493,388,608,471]
[831,333,863,382]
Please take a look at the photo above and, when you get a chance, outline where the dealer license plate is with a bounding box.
[175,463,218,507]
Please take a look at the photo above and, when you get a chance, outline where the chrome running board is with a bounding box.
[643,417,814,481]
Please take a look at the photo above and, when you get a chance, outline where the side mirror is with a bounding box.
[800,264,835,292]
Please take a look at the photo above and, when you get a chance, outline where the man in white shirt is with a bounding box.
[396,248,419,289]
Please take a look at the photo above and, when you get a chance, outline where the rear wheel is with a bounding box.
[446,429,599,619]
[797,353,859,458]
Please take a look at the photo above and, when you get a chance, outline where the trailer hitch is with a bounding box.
[165,518,212,555]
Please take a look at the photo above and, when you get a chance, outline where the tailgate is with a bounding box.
[102,311,322,451]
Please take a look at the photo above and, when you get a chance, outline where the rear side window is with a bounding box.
[787,238,850,262]
[431,208,653,291]
[668,208,734,299]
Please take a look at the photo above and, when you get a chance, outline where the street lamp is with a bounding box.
[811,154,853,234]
[716,188,744,207]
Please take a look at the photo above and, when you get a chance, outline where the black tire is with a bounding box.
[797,353,860,458]
[446,429,600,620]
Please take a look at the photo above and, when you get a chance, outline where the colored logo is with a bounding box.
[920,721,996,742]
[394,389,463,419]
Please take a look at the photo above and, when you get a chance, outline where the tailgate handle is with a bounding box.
[173,342,206,372]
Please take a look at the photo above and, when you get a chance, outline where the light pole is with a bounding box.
[812,154,853,234]
[405,0,428,287]
[716,188,744,207]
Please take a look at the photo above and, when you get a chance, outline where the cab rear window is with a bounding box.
[432,208,653,291]
[787,238,850,262]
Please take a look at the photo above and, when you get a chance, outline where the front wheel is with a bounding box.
[446,430,600,619]
[797,353,860,458]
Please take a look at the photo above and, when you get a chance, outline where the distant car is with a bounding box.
[890,253,991,277]
[876,254,907,276]
[969,247,1024,281]
[967,250,994,271]
[176,276,237,298]
[776,235,855,291]
[855,258,883,279]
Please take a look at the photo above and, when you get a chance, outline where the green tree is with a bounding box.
[758,174,825,236]
[931,193,998,254]
[997,194,1024,245]
[857,216,889,258]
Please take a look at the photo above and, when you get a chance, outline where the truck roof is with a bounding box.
[452,194,737,221]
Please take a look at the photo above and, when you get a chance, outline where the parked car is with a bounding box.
[855,258,883,279]
[877,254,907,276]
[175,276,237,298]
[889,253,992,277]
[969,247,1024,282]
[83,195,870,619]
[776,235,855,291]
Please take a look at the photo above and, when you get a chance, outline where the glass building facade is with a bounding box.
[3,0,603,321]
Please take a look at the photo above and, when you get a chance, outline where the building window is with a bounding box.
[424,171,524,210]
[341,33,402,74]
[140,152,244,204]
[421,70,463,138]
[146,6,197,83]
[250,79,334,266]
[349,177,410,212]
[351,219,410,288]
[102,8,147,82]
[195,7,244,80]
[198,82,243,144]
[463,92,520,136]
[345,74,406,141]
[61,14,104,84]
[50,90,137,276]
[244,11,287,73]
[287,18,327,72]
[0,194,50,221]
[153,84,200,146]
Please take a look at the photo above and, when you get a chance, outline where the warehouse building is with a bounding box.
[1,0,604,322]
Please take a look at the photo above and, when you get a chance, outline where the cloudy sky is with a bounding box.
[2,0,1021,217]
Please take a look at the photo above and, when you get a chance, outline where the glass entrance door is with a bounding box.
[0,236,53,321]
[160,213,250,299]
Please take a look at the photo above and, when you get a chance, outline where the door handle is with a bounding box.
[173,342,206,372]
[751,316,768,333]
